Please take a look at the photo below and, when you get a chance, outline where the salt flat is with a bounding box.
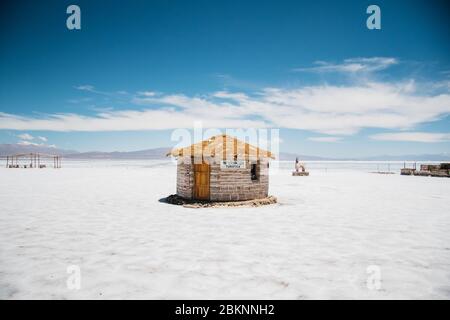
[0,160,449,299]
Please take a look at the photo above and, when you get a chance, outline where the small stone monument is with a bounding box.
[292,157,309,176]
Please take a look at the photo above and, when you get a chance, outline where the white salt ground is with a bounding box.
[0,160,449,299]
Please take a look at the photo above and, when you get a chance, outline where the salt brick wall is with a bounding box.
[176,159,193,199]
[176,159,270,201]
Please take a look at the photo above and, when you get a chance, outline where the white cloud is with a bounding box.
[0,110,265,132]
[74,85,112,96]
[17,133,34,140]
[15,134,52,147]
[1,61,449,135]
[308,136,342,142]
[294,57,398,73]
[137,91,157,97]
[75,85,95,92]
[213,91,249,101]
[370,132,450,143]
[1,80,449,134]
[17,140,57,148]
[17,140,40,146]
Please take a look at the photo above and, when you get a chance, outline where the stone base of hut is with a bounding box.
[161,194,277,208]
[292,171,309,176]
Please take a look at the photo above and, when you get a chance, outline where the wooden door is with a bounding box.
[194,163,210,200]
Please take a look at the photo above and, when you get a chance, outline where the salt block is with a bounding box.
[292,171,309,176]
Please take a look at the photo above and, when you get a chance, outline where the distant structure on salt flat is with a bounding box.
[5,153,62,169]
[292,157,309,176]
[167,134,275,202]
[401,163,450,177]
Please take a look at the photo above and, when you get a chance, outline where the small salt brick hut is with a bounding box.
[167,134,275,201]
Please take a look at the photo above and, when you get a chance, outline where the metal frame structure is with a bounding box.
[5,153,61,168]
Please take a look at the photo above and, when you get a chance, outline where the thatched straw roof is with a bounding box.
[167,134,275,160]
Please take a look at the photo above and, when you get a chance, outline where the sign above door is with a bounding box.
[220,160,246,169]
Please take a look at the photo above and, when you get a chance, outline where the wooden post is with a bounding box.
[6,156,8,168]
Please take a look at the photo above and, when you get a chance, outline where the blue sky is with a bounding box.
[0,0,449,157]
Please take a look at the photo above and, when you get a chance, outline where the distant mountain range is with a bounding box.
[0,144,78,156]
[356,154,450,161]
[0,144,449,161]
[64,148,171,159]
[279,152,450,161]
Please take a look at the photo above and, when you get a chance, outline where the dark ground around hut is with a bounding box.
[160,194,278,208]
